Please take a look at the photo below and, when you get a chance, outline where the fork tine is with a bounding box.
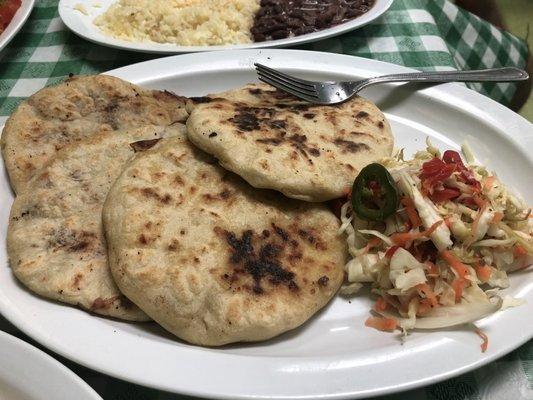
[256,71,318,96]
[257,75,319,102]
[256,69,317,94]
[254,63,316,89]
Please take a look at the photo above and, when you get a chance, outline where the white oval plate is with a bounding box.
[0,330,101,400]
[0,0,35,53]
[58,0,392,54]
[1,50,532,400]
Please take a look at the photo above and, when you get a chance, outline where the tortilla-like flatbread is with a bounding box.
[1,74,188,193]
[7,125,184,320]
[103,134,346,345]
[186,83,393,202]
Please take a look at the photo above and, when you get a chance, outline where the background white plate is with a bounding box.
[0,330,101,400]
[0,50,532,400]
[58,0,392,54]
[0,0,35,53]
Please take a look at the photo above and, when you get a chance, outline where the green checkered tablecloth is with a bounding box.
[0,1,530,399]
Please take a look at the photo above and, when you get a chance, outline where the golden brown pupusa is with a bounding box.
[1,74,188,193]
[103,134,347,346]
[186,83,393,202]
[7,125,185,320]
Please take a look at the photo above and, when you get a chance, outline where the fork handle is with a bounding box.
[359,67,528,87]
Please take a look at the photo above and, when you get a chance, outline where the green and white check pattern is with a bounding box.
[0,1,530,399]
[0,0,528,126]
[301,0,528,103]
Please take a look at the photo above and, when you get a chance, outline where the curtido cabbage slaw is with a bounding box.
[339,141,532,349]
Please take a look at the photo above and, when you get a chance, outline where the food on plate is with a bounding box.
[94,0,260,46]
[2,69,529,351]
[186,83,393,202]
[7,125,185,320]
[92,0,376,46]
[251,0,376,42]
[340,143,532,335]
[0,0,21,33]
[1,74,188,193]
[103,134,346,346]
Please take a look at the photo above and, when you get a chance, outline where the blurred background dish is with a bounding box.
[0,330,102,400]
[57,0,392,53]
[0,0,34,52]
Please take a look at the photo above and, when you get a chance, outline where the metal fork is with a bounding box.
[254,63,529,104]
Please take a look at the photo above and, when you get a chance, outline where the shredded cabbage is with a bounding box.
[340,142,532,343]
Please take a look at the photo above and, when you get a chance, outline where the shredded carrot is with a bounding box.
[416,283,439,307]
[444,216,452,229]
[514,245,528,258]
[466,203,488,246]
[373,297,388,312]
[361,237,382,255]
[475,263,492,283]
[401,197,421,229]
[385,245,401,258]
[491,211,504,224]
[475,328,489,353]
[417,298,433,316]
[451,278,467,302]
[483,176,496,191]
[365,316,398,332]
[473,194,488,208]
[391,220,443,247]
[440,250,469,279]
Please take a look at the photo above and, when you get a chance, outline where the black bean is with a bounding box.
[251,0,376,43]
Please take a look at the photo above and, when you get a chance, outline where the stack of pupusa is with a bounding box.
[2,76,393,346]
[3,75,189,321]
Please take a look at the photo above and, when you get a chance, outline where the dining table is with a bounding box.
[0,0,530,399]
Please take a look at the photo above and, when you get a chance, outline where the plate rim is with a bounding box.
[0,49,532,400]
[0,0,35,53]
[0,330,102,400]
[57,0,393,54]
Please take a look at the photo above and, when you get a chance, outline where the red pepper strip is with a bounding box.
[442,150,465,168]
[429,187,461,203]
[420,158,456,194]
[385,245,401,258]
[460,196,478,208]
[442,150,481,190]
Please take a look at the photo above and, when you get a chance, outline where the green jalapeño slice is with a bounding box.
[351,163,399,221]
